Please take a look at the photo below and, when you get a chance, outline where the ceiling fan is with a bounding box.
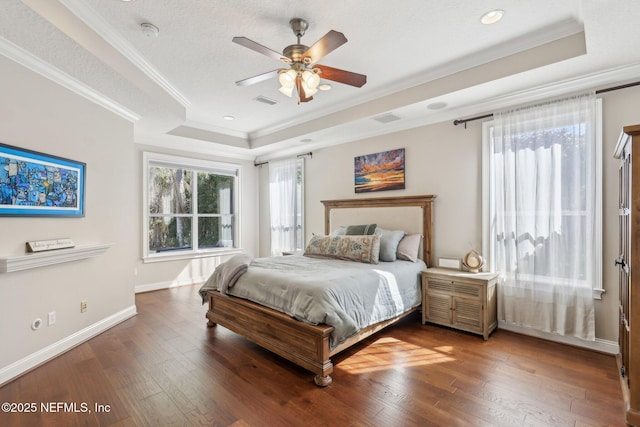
[233,18,367,104]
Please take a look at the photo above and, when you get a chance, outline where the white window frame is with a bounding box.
[142,152,242,263]
[481,98,604,299]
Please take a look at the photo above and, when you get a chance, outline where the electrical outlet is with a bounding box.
[80,301,87,313]
[31,318,42,330]
[48,311,56,326]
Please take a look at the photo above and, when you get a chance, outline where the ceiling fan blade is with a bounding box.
[303,30,347,64]
[232,37,290,63]
[235,69,280,87]
[314,65,367,87]
[296,77,313,103]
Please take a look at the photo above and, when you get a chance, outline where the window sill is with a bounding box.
[142,248,244,264]
[593,288,605,300]
[499,273,605,300]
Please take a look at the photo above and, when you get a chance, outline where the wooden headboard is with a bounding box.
[321,195,437,267]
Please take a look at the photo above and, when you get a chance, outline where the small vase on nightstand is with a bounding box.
[462,249,485,273]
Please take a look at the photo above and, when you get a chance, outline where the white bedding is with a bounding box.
[200,255,425,349]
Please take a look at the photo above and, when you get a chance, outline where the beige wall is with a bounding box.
[0,56,136,370]
[0,56,261,383]
[287,85,640,344]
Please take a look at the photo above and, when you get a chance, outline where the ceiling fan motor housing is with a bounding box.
[283,44,310,65]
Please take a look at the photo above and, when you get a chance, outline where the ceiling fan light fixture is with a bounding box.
[279,69,297,88]
[301,81,318,97]
[302,69,320,90]
[279,85,294,97]
[233,18,366,104]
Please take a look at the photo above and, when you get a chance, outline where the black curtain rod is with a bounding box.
[594,80,640,94]
[453,114,493,127]
[453,80,640,127]
[254,151,312,167]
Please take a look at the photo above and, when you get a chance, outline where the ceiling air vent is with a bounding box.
[372,113,401,124]
[254,95,278,105]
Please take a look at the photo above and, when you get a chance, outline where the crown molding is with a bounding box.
[57,0,190,108]
[255,61,640,161]
[0,35,140,122]
[181,119,249,140]
[454,60,640,119]
[134,134,256,162]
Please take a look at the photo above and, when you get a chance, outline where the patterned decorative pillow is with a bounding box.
[304,234,380,264]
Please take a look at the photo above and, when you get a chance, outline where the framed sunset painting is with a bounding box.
[354,148,405,193]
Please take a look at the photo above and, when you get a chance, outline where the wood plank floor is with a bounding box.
[0,285,626,426]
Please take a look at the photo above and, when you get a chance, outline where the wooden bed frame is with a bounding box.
[205,195,436,386]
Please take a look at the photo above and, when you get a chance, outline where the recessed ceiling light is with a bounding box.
[480,9,504,25]
[223,115,235,121]
[427,102,447,110]
[301,138,312,143]
[318,84,332,91]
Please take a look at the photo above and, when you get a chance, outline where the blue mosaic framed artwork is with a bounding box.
[0,143,85,217]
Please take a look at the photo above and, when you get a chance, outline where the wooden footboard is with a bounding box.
[206,290,335,386]
[206,290,419,386]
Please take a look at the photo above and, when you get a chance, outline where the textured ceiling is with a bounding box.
[2,1,640,160]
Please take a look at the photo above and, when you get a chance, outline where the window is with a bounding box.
[482,94,601,340]
[268,158,304,255]
[143,152,240,261]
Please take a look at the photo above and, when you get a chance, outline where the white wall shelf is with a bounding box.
[0,243,113,273]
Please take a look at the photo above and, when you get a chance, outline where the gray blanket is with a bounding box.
[199,253,253,302]
[199,255,425,349]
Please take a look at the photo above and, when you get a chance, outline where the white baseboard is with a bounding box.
[135,276,207,294]
[0,305,137,386]
[498,320,619,355]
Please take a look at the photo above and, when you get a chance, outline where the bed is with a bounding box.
[203,195,436,386]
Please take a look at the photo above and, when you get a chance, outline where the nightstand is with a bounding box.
[421,267,498,340]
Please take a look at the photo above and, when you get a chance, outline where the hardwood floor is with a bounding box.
[0,285,626,426]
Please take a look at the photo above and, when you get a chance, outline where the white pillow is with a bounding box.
[396,234,422,262]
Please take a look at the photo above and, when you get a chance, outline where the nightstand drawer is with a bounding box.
[427,279,482,298]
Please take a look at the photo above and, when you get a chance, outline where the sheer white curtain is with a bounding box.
[269,158,303,256]
[488,93,598,341]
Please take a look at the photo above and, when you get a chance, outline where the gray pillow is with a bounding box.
[375,228,406,262]
[345,223,377,235]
